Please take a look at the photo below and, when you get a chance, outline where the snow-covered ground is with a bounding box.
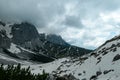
[0,52,32,65]
[8,43,21,54]
[22,35,120,80]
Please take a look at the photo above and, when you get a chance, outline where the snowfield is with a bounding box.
[22,35,120,80]
[8,43,21,54]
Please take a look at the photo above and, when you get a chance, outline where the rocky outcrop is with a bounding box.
[43,34,69,46]
[0,30,11,49]
[11,22,39,45]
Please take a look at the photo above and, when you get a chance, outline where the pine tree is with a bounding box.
[0,64,49,80]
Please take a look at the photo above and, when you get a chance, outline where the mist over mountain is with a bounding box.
[0,20,92,64]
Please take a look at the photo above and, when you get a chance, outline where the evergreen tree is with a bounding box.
[0,64,48,80]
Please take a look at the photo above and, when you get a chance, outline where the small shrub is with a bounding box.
[90,75,97,80]
[112,47,117,52]
[90,53,96,56]
[78,73,82,76]
[113,54,120,62]
[96,71,102,76]
[56,77,66,80]
[103,69,114,75]
[102,51,108,56]
[117,43,120,47]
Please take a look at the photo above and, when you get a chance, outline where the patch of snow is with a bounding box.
[8,43,21,54]
[24,58,70,74]
[19,46,36,54]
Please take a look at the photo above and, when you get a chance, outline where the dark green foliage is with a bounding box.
[56,77,66,80]
[0,64,48,80]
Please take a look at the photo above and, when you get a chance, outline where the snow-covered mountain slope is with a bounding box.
[0,42,54,64]
[0,52,33,65]
[0,21,55,63]
[27,35,120,80]
[11,22,91,58]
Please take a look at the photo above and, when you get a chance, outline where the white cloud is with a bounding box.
[60,10,120,49]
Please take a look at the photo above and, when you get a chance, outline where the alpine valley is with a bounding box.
[0,20,92,64]
[0,20,120,80]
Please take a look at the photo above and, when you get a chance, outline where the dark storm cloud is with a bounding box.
[63,15,83,28]
[0,0,120,28]
[0,0,66,27]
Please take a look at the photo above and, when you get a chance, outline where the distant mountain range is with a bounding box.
[0,20,92,64]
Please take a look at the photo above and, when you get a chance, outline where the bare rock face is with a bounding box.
[11,22,39,45]
[46,34,69,46]
[0,24,11,49]
[0,33,10,48]
[39,33,69,46]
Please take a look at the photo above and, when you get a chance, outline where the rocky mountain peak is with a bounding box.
[11,22,39,45]
[39,33,69,46]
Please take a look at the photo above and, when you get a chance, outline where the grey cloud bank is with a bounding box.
[0,0,120,49]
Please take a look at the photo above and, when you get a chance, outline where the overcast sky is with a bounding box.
[0,0,120,49]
